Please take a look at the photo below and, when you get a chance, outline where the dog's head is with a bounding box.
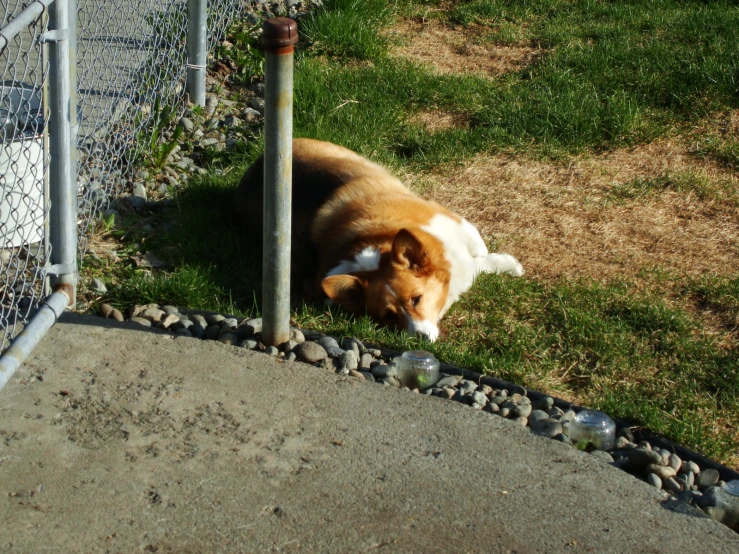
[321,229,450,342]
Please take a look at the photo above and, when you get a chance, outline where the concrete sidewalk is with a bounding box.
[1,314,737,553]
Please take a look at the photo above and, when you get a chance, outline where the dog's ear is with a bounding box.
[392,229,427,272]
[321,275,367,314]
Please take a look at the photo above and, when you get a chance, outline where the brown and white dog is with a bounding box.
[234,138,523,342]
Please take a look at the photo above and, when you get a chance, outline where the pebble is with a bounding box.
[681,460,701,475]
[548,406,564,417]
[339,351,358,371]
[99,303,124,321]
[240,107,261,122]
[647,473,662,490]
[668,453,682,472]
[133,182,147,200]
[250,97,265,114]
[190,323,205,339]
[646,464,677,480]
[140,307,165,323]
[160,314,180,329]
[175,328,192,337]
[458,380,477,394]
[490,394,508,406]
[624,448,662,470]
[359,352,374,371]
[360,372,375,382]
[697,468,719,489]
[326,346,345,358]
[527,410,550,425]
[130,317,151,327]
[218,333,237,345]
[171,318,193,331]
[178,117,194,132]
[484,402,500,414]
[285,352,297,362]
[436,375,462,388]
[91,278,107,293]
[317,336,339,350]
[239,318,262,337]
[161,305,179,315]
[371,364,397,379]
[470,391,487,408]
[294,341,328,363]
[533,396,554,411]
[265,346,279,356]
[280,340,298,353]
[341,338,361,359]
[205,313,225,326]
[289,328,305,344]
[239,339,258,350]
[662,477,682,494]
[530,419,563,439]
[512,403,532,418]
[614,436,636,450]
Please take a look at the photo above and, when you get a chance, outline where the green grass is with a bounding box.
[91,0,739,465]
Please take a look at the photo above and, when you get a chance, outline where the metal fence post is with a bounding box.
[46,0,77,306]
[187,0,207,106]
[261,18,297,347]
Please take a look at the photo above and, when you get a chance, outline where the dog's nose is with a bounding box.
[408,320,439,343]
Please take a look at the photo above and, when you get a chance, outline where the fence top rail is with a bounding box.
[0,0,56,51]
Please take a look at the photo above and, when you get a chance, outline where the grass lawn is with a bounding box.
[86,0,739,467]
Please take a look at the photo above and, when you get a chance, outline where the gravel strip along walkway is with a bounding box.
[99,302,739,533]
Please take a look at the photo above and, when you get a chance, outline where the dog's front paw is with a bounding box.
[482,253,524,276]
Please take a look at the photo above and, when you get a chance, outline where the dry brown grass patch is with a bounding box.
[406,110,470,133]
[410,140,739,284]
[386,19,541,77]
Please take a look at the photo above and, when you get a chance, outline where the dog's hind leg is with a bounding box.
[476,253,524,277]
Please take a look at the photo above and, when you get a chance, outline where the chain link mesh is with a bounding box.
[2,0,248,352]
[1,1,50,351]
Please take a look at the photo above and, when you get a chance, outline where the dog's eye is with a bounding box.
[382,310,399,321]
[411,295,422,308]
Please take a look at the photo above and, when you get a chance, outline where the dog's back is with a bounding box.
[233,138,406,294]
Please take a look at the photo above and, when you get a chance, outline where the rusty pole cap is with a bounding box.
[262,17,299,51]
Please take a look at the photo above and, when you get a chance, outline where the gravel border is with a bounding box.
[98,301,739,532]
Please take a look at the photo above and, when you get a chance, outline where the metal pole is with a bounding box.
[187,0,207,106]
[46,0,77,306]
[261,18,297,347]
[0,290,70,391]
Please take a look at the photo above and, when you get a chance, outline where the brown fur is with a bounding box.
[233,138,454,332]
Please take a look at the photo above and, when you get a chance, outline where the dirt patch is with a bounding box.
[406,109,470,132]
[386,19,541,77]
[413,140,739,283]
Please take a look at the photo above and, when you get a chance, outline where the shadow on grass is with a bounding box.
[109,165,263,317]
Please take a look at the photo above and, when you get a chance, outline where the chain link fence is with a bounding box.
[1,0,250,353]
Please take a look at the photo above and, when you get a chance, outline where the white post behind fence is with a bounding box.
[187,0,207,106]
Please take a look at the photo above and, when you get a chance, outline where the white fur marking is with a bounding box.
[461,218,489,258]
[326,247,381,277]
[407,318,439,343]
[422,214,523,318]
